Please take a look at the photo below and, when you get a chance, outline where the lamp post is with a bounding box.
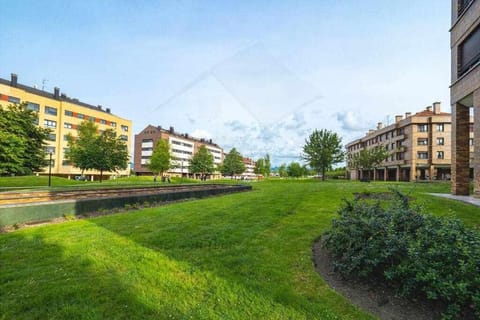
[48,152,52,187]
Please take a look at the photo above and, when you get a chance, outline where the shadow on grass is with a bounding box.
[0,231,163,319]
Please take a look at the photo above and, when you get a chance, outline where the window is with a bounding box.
[396,153,404,160]
[62,160,72,166]
[458,0,473,16]
[65,110,73,116]
[45,106,57,116]
[47,133,56,141]
[470,138,474,146]
[8,96,20,103]
[121,125,128,132]
[119,135,128,141]
[458,24,480,77]
[77,113,84,119]
[111,121,117,127]
[64,122,73,129]
[45,146,56,154]
[33,117,39,125]
[437,137,444,145]
[436,124,444,132]
[44,119,57,128]
[63,135,69,141]
[417,152,428,159]
[100,119,106,124]
[26,102,40,112]
[417,138,428,146]
[418,124,428,132]
[437,151,444,159]
[89,116,95,122]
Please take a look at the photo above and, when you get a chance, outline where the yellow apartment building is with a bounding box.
[346,102,474,182]
[0,73,132,180]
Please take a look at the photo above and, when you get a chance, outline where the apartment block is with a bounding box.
[450,0,480,196]
[0,73,132,179]
[134,125,223,179]
[346,103,474,182]
[241,157,257,180]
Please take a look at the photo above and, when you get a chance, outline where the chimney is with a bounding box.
[377,122,383,130]
[169,126,174,133]
[106,108,111,113]
[368,129,375,135]
[433,102,441,114]
[395,115,403,122]
[405,112,411,118]
[54,87,60,99]
[209,139,212,144]
[97,105,102,110]
[61,93,67,98]
[11,73,18,87]
[426,106,432,112]
[185,133,188,138]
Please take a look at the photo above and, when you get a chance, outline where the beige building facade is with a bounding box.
[0,73,132,179]
[134,125,223,179]
[346,103,474,182]
[450,0,480,196]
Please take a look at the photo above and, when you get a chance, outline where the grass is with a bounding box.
[1,179,479,319]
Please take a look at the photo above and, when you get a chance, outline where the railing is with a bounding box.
[458,0,473,17]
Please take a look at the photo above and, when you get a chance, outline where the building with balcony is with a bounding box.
[346,103,474,182]
[450,0,480,196]
[0,73,132,180]
[241,157,257,180]
[134,125,223,179]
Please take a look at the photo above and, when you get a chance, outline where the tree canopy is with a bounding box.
[348,146,389,180]
[0,103,50,175]
[286,162,305,178]
[302,129,344,180]
[221,148,245,177]
[66,121,129,182]
[148,139,171,176]
[190,145,215,175]
[254,154,271,177]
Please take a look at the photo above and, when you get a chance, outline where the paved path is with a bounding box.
[428,193,480,207]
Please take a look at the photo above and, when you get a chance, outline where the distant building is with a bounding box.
[241,157,257,180]
[450,0,480,196]
[0,73,132,180]
[346,103,474,181]
[134,125,223,179]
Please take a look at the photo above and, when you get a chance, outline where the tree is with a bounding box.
[148,139,171,177]
[190,145,214,178]
[302,129,344,181]
[254,158,265,175]
[264,154,271,177]
[287,162,304,178]
[66,121,129,182]
[0,103,50,175]
[348,146,389,181]
[221,148,245,178]
[278,163,288,177]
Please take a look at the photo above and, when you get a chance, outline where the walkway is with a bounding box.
[428,193,480,207]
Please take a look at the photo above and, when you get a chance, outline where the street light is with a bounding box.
[48,152,52,187]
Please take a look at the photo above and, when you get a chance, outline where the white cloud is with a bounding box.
[336,111,370,132]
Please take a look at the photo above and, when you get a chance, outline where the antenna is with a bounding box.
[42,79,48,91]
[385,115,391,126]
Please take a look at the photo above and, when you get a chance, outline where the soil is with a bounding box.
[312,238,445,320]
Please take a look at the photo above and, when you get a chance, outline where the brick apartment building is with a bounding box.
[346,103,474,182]
[134,125,223,179]
[450,0,480,196]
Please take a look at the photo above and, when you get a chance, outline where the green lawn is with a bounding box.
[1,180,479,319]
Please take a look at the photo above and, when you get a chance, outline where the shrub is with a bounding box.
[323,189,480,318]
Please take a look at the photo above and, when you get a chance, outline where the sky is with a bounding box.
[0,1,452,166]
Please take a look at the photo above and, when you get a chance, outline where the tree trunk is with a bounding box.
[322,167,326,181]
[100,170,103,183]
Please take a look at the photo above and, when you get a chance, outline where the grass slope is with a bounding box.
[1,180,479,319]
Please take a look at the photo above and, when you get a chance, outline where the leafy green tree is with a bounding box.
[302,129,344,180]
[148,139,171,177]
[287,162,304,178]
[264,154,271,177]
[190,145,214,177]
[0,103,50,175]
[254,158,265,175]
[348,146,389,181]
[278,163,288,177]
[66,121,129,182]
[221,148,245,178]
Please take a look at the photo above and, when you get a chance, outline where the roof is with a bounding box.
[0,77,118,117]
[413,110,450,117]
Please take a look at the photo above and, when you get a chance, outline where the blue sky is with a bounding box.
[0,1,451,166]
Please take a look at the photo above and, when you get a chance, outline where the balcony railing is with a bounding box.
[458,51,480,77]
[458,0,473,16]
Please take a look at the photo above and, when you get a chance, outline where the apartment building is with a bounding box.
[346,103,474,182]
[134,125,223,179]
[241,157,257,180]
[450,0,480,196]
[0,73,132,179]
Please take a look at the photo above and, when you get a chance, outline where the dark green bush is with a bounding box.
[323,190,480,318]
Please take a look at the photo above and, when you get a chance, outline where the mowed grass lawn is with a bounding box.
[1,180,479,319]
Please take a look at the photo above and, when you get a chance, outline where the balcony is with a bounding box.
[458,0,473,16]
